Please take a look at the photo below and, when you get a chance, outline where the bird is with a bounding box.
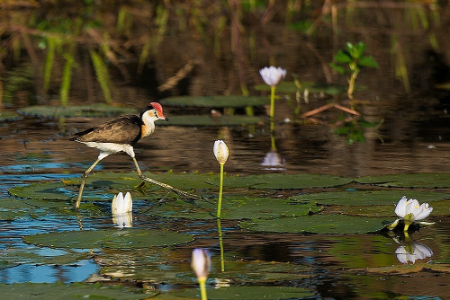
[71,102,169,209]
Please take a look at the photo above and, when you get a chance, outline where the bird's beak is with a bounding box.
[162,116,169,121]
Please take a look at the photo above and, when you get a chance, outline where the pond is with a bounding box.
[1,1,450,299]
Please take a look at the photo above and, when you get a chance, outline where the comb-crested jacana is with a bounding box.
[71,102,196,209]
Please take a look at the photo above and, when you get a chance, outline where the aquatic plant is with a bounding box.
[111,192,132,228]
[191,248,210,300]
[330,42,379,107]
[388,196,434,231]
[259,66,286,131]
[213,140,229,219]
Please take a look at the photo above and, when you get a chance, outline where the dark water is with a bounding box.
[2,1,450,299]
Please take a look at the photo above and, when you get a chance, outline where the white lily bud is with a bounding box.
[213,140,229,165]
[191,248,210,282]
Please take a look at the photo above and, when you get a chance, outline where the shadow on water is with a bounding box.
[1,0,450,299]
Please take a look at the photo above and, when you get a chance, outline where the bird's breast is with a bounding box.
[141,123,155,138]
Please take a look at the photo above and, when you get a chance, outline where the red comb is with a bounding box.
[150,102,163,113]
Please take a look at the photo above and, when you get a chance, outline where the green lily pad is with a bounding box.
[24,229,194,249]
[155,286,314,299]
[291,191,449,206]
[161,95,270,107]
[0,282,152,299]
[355,173,450,188]
[207,174,353,189]
[9,183,75,201]
[240,214,387,234]
[63,171,216,191]
[157,115,265,126]
[18,104,136,118]
[148,197,321,220]
[101,255,312,284]
[0,247,89,267]
[0,111,21,121]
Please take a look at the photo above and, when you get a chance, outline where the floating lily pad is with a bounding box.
[157,115,264,126]
[24,229,194,249]
[18,104,136,118]
[0,247,88,267]
[0,111,21,121]
[355,173,450,188]
[0,282,152,299]
[9,182,81,201]
[291,191,449,206]
[207,174,353,189]
[101,255,313,284]
[155,286,314,300]
[240,214,387,234]
[148,197,321,220]
[63,171,215,191]
[161,95,270,108]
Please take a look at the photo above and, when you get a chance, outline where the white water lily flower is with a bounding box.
[213,140,229,165]
[395,242,433,264]
[191,248,211,281]
[259,66,286,87]
[394,196,433,221]
[112,192,133,215]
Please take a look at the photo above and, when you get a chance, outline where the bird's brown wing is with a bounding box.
[72,115,143,145]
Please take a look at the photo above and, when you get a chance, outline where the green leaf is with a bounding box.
[358,55,379,69]
[355,173,450,188]
[24,229,194,249]
[156,286,314,300]
[0,111,21,121]
[333,50,352,63]
[207,174,353,189]
[161,95,270,108]
[148,196,322,220]
[291,190,449,206]
[329,62,346,75]
[240,214,387,234]
[18,104,136,118]
[157,115,265,126]
[0,282,152,300]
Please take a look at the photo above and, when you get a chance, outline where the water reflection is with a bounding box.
[393,233,433,265]
[260,129,286,171]
[112,212,133,229]
[0,260,98,284]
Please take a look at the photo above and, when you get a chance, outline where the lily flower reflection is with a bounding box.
[261,150,286,171]
[112,192,133,228]
[388,196,433,232]
[395,242,433,264]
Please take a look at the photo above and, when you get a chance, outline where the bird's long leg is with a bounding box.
[74,158,102,209]
[131,157,200,201]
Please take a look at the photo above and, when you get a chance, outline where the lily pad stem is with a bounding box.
[270,85,276,132]
[217,163,224,219]
[217,218,225,272]
[198,278,207,300]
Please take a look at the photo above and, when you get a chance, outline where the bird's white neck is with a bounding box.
[141,110,159,138]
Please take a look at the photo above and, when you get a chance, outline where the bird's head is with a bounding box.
[141,102,169,122]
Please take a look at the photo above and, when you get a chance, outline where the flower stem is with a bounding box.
[198,278,207,300]
[217,163,224,219]
[270,86,276,132]
[403,221,411,232]
[217,218,225,272]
